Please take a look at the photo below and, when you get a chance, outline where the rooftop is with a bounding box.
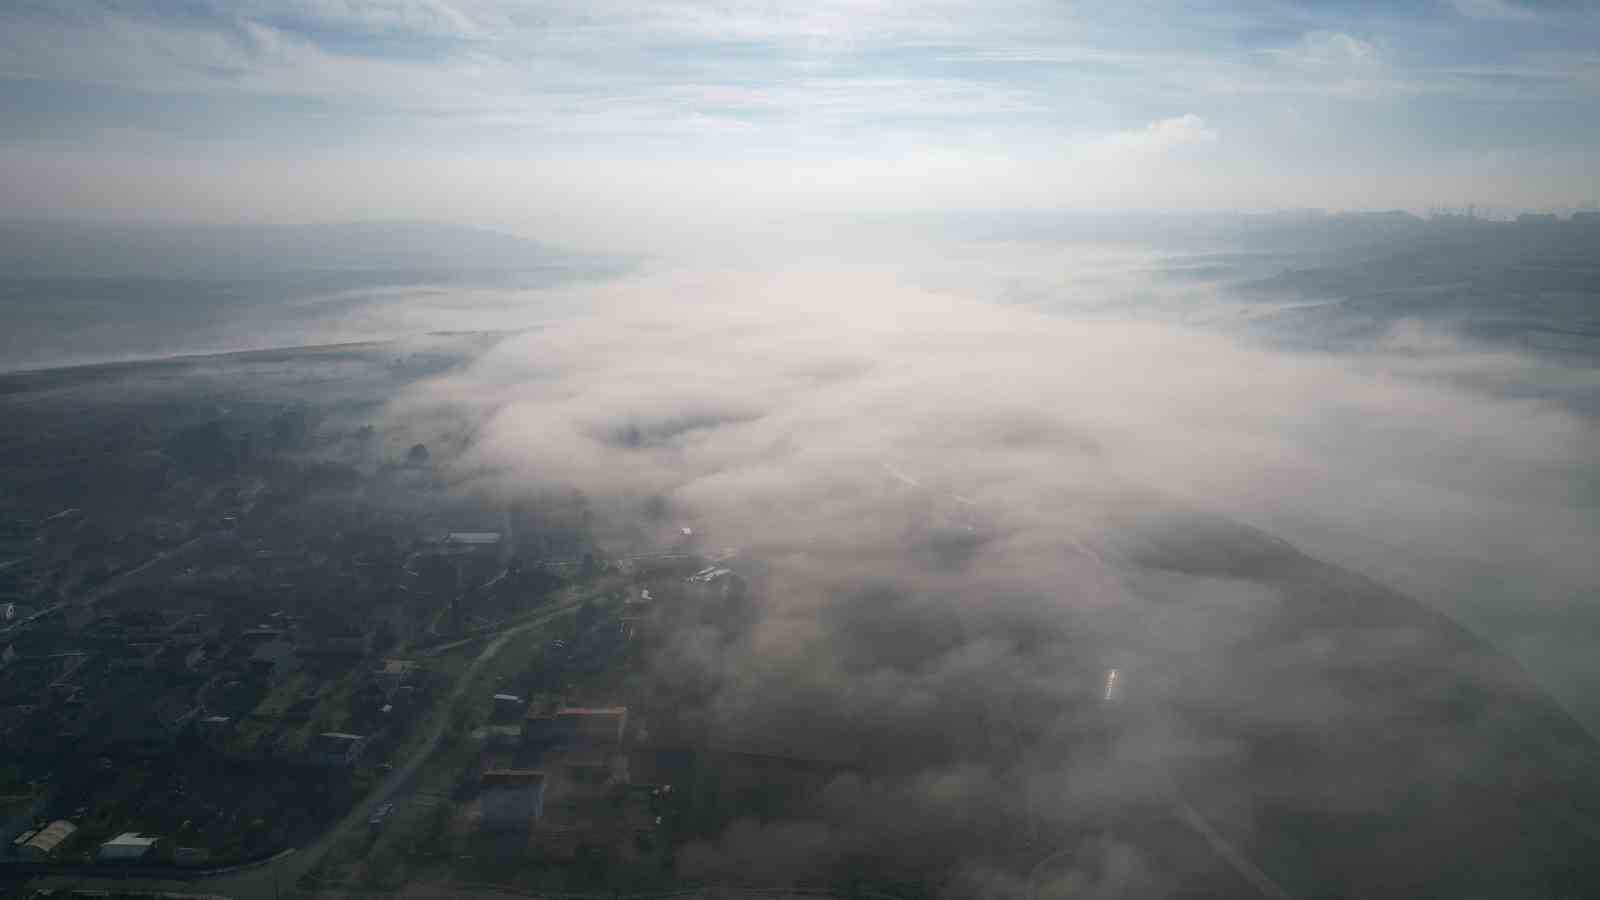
[530,706,628,719]
[308,731,364,751]
[446,532,502,545]
[316,731,365,741]
[22,820,77,852]
[482,769,546,787]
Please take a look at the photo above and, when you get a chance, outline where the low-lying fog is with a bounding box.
[10,217,1599,894]
[379,229,1600,894]
[385,232,1598,722]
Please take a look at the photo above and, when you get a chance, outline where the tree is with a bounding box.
[575,599,599,634]
[406,443,430,466]
[373,620,397,655]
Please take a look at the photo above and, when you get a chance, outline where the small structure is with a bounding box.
[481,769,546,831]
[195,715,233,746]
[687,565,732,584]
[307,731,368,768]
[15,820,76,859]
[622,589,657,641]
[98,832,158,862]
[304,624,371,660]
[173,846,210,864]
[248,639,297,681]
[445,532,502,550]
[524,706,627,749]
[375,659,419,697]
[491,693,524,723]
[442,532,505,582]
[368,802,395,829]
[533,825,580,861]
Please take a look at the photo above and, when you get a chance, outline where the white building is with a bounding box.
[98,832,158,862]
[308,731,368,768]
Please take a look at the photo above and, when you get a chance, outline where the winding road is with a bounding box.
[26,595,581,900]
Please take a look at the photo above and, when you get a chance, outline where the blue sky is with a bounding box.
[2,0,1597,238]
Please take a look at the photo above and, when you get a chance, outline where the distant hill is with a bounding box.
[0,219,583,279]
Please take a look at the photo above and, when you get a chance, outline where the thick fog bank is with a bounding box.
[399,265,1595,698]
[386,265,1598,894]
[384,262,1587,883]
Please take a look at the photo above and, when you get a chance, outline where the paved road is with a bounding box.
[27,596,580,900]
[1173,793,1292,899]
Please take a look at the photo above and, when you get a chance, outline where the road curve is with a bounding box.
[27,596,581,900]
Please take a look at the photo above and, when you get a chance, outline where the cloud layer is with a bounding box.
[388,260,1600,894]
[3,1,1599,233]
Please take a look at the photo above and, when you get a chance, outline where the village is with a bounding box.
[0,354,779,896]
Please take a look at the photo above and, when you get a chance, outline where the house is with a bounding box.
[307,731,367,768]
[181,643,208,672]
[304,624,371,660]
[173,846,210,864]
[442,532,506,582]
[104,697,199,753]
[483,725,523,749]
[98,832,158,862]
[248,639,297,682]
[375,659,419,698]
[480,769,546,831]
[16,820,76,859]
[684,566,745,605]
[491,693,524,723]
[156,641,208,674]
[686,565,732,584]
[532,825,580,861]
[621,590,658,641]
[524,706,627,749]
[195,715,233,746]
[446,531,502,548]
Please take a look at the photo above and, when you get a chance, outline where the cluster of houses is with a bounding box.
[473,699,654,861]
[9,820,169,865]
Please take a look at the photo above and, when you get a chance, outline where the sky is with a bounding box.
[3,0,1600,244]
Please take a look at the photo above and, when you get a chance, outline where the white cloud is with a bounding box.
[2,0,1597,218]
[1449,0,1538,22]
[1269,30,1380,69]
[232,0,495,38]
[1093,113,1218,153]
